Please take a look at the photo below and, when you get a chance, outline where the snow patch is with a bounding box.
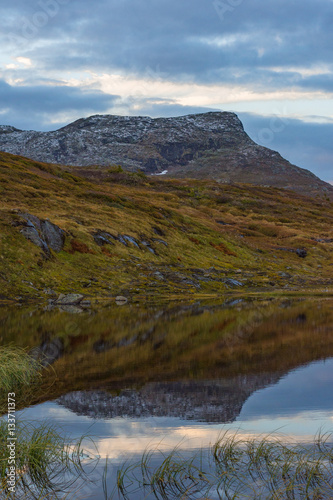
[151,170,168,176]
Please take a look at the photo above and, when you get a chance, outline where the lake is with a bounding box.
[1,295,333,498]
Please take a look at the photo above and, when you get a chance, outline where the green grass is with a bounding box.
[0,345,96,499]
[0,346,42,414]
[1,151,333,300]
[0,420,93,499]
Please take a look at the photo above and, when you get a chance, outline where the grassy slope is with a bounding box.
[0,151,333,300]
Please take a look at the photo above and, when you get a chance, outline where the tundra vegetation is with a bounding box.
[0,151,333,300]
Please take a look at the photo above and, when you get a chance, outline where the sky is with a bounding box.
[1,0,332,181]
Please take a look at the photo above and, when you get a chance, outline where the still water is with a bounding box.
[1,295,333,498]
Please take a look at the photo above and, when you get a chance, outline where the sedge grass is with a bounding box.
[0,345,42,414]
[113,431,333,499]
[0,345,96,499]
[0,420,96,499]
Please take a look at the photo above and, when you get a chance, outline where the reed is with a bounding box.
[0,420,93,499]
[113,431,333,499]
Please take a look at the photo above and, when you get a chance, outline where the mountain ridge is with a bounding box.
[0,111,332,199]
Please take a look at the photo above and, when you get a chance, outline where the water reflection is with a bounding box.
[57,374,282,423]
[1,296,333,408]
[15,357,333,499]
[2,296,333,499]
[18,357,333,450]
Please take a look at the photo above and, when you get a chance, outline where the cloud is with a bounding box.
[0,79,119,130]
[2,0,333,91]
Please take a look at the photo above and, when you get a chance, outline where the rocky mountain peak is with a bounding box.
[0,111,332,199]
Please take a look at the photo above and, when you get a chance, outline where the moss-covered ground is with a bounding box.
[1,152,332,301]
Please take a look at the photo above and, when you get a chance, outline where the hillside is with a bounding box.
[1,151,333,301]
[0,112,332,200]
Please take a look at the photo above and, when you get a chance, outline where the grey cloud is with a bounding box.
[0,79,118,130]
[120,97,217,118]
[3,0,333,90]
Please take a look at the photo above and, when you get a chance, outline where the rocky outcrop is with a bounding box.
[12,213,65,257]
[93,230,157,254]
[1,112,332,199]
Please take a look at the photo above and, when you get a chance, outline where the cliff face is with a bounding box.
[0,112,332,199]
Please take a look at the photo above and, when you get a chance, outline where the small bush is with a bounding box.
[209,241,237,256]
[69,239,94,254]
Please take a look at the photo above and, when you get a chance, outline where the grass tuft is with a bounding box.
[0,346,42,414]
[113,432,333,499]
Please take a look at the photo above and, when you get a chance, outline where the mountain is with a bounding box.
[0,112,332,199]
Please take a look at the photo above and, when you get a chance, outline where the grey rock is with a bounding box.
[141,241,156,254]
[152,238,168,246]
[296,248,307,258]
[41,220,65,252]
[93,339,114,353]
[115,295,128,305]
[279,272,291,278]
[17,213,65,256]
[21,213,42,232]
[20,226,49,254]
[55,293,84,305]
[117,335,137,348]
[225,279,244,287]
[153,226,165,236]
[122,235,140,248]
[93,231,117,246]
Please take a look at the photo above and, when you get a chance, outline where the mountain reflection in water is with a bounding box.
[1,295,333,416]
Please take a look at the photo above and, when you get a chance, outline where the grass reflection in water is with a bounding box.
[1,297,333,498]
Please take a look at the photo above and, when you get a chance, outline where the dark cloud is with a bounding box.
[0,79,118,130]
[3,0,333,90]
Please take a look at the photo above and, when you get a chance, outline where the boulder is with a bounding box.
[55,293,84,305]
[41,220,65,252]
[17,213,65,257]
[20,224,50,255]
[296,248,307,258]
[115,295,128,305]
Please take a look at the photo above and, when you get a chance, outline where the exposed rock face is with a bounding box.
[1,112,332,198]
[57,373,282,423]
[13,213,65,257]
